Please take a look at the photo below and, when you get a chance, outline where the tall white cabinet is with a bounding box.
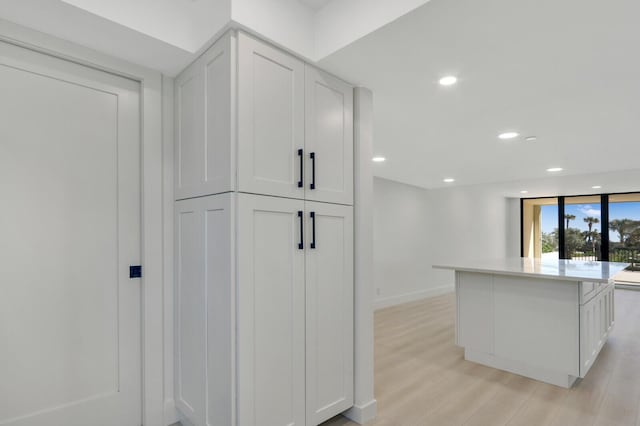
[175,30,354,426]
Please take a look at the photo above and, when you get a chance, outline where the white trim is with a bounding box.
[374,284,455,310]
[348,87,377,425]
[465,349,578,388]
[615,283,640,290]
[0,19,170,426]
[343,399,378,424]
[162,74,178,426]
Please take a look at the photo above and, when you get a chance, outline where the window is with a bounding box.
[521,192,640,284]
[564,195,602,261]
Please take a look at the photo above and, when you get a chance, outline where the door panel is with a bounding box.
[305,202,354,424]
[0,42,141,426]
[237,194,305,426]
[174,204,205,423]
[175,33,234,200]
[237,33,305,199]
[305,66,353,205]
[174,194,234,426]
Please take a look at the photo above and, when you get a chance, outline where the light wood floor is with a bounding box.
[322,289,640,426]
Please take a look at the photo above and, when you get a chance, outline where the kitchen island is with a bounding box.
[433,258,629,388]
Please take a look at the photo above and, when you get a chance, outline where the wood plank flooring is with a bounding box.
[322,289,640,426]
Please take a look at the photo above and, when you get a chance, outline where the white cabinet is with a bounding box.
[175,194,234,426]
[305,202,354,424]
[237,194,306,426]
[174,29,355,426]
[175,196,354,426]
[236,195,354,426]
[304,66,354,205]
[175,31,353,204]
[237,33,306,199]
[175,33,234,200]
[454,273,617,387]
[580,283,615,377]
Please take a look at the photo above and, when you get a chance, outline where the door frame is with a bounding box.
[0,19,173,426]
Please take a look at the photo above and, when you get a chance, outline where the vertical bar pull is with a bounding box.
[298,210,304,249]
[310,211,316,249]
[297,149,304,188]
[310,152,316,190]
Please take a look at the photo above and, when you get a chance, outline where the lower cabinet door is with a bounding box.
[305,201,354,425]
[175,194,234,426]
[579,284,615,378]
[237,194,306,426]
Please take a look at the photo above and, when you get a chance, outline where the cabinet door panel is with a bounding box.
[305,202,354,424]
[175,199,205,424]
[175,194,234,426]
[238,33,305,199]
[237,194,306,426]
[579,285,614,378]
[175,65,204,199]
[175,33,233,199]
[305,66,353,205]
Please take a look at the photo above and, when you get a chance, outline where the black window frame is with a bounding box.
[520,191,640,260]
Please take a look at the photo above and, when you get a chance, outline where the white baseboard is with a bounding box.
[164,398,178,426]
[465,348,577,388]
[343,399,378,424]
[373,284,454,310]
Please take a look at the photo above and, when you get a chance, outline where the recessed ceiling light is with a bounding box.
[372,156,386,162]
[546,167,563,172]
[498,132,519,140]
[520,190,529,194]
[439,76,457,86]
[443,178,455,183]
[525,136,537,141]
[592,185,602,189]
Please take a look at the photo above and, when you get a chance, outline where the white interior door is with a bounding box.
[0,41,141,426]
[305,201,354,425]
[237,194,305,426]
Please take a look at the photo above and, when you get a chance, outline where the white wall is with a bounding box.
[373,177,521,309]
[373,169,640,309]
[373,178,439,308]
[428,185,513,291]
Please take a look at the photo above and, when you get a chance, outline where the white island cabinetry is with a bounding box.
[435,259,627,388]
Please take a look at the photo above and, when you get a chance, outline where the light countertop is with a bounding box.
[433,258,630,283]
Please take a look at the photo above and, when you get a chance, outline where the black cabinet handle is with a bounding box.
[297,149,303,188]
[310,152,316,190]
[310,211,316,249]
[297,210,304,249]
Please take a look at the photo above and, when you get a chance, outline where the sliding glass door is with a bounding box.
[608,194,640,283]
[521,192,640,285]
[563,195,602,261]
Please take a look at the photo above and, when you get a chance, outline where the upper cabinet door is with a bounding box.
[237,33,305,199]
[305,66,354,205]
[175,32,234,200]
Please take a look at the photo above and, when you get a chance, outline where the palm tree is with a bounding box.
[583,217,600,243]
[583,230,600,255]
[565,214,576,229]
[609,218,635,245]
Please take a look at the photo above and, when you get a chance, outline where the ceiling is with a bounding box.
[0,0,428,75]
[319,0,640,189]
[298,0,332,11]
